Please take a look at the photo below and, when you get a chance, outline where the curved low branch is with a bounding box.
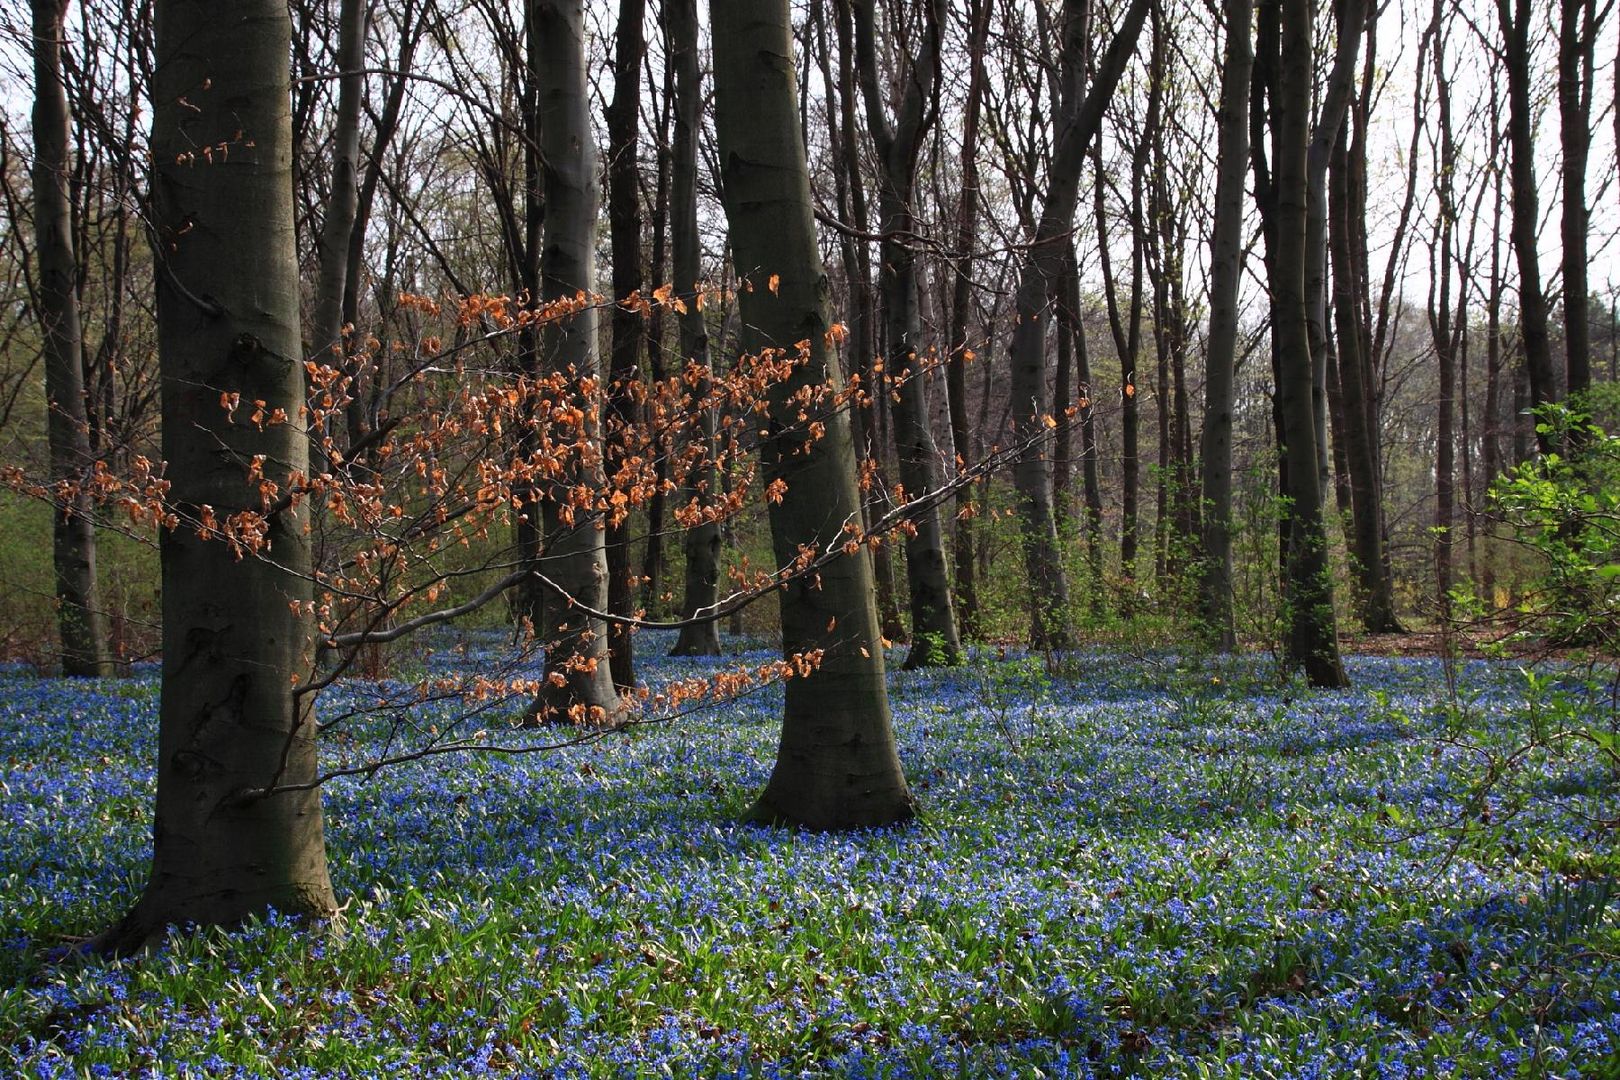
[325,568,529,648]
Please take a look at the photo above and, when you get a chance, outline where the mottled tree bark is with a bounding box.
[31,0,111,678]
[711,0,913,829]
[106,0,336,949]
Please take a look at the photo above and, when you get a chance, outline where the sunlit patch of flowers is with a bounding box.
[1,640,1616,1077]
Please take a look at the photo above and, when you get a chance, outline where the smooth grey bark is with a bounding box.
[106,0,336,950]
[710,0,913,829]
[1008,0,1149,647]
[603,0,647,690]
[638,63,674,619]
[667,0,721,658]
[850,0,960,668]
[1274,0,1348,687]
[524,0,622,725]
[31,0,111,678]
[1197,0,1253,651]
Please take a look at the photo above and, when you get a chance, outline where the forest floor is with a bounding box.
[0,636,1616,1078]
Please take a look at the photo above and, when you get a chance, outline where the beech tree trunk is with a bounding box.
[711,0,913,829]
[1099,135,1146,590]
[1198,0,1253,650]
[31,0,111,678]
[603,0,647,690]
[1273,0,1349,687]
[1304,0,1368,511]
[1008,0,1149,647]
[828,0,906,645]
[1498,0,1557,451]
[851,0,960,668]
[524,0,621,725]
[1059,252,1105,602]
[667,0,721,658]
[945,0,992,642]
[309,0,366,411]
[107,0,336,950]
[1559,0,1601,400]
[1329,127,1402,632]
[511,1,547,635]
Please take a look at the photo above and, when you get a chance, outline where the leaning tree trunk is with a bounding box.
[667,0,722,657]
[851,0,960,668]
[603,0,647,691]
[711,0,913,829]
[31,0,111,678]
[1273,0,1349,687]
[524,0,621,725]
[105,0,336,951]
[1197,0,1253,651]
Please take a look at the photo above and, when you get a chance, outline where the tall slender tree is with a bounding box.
[667,0,722,658]
[308,0,367,397]
[1007,0,1149,647]
[850,0,961,668]
[524,0,622,725]
[1498,0,1558,451]
[1198,0,1254,650]
[945,0,993,641]
[31,0,111,677]
[1272,0,1349,687]
[1559,0,1604,399]
[603,0,648,690]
